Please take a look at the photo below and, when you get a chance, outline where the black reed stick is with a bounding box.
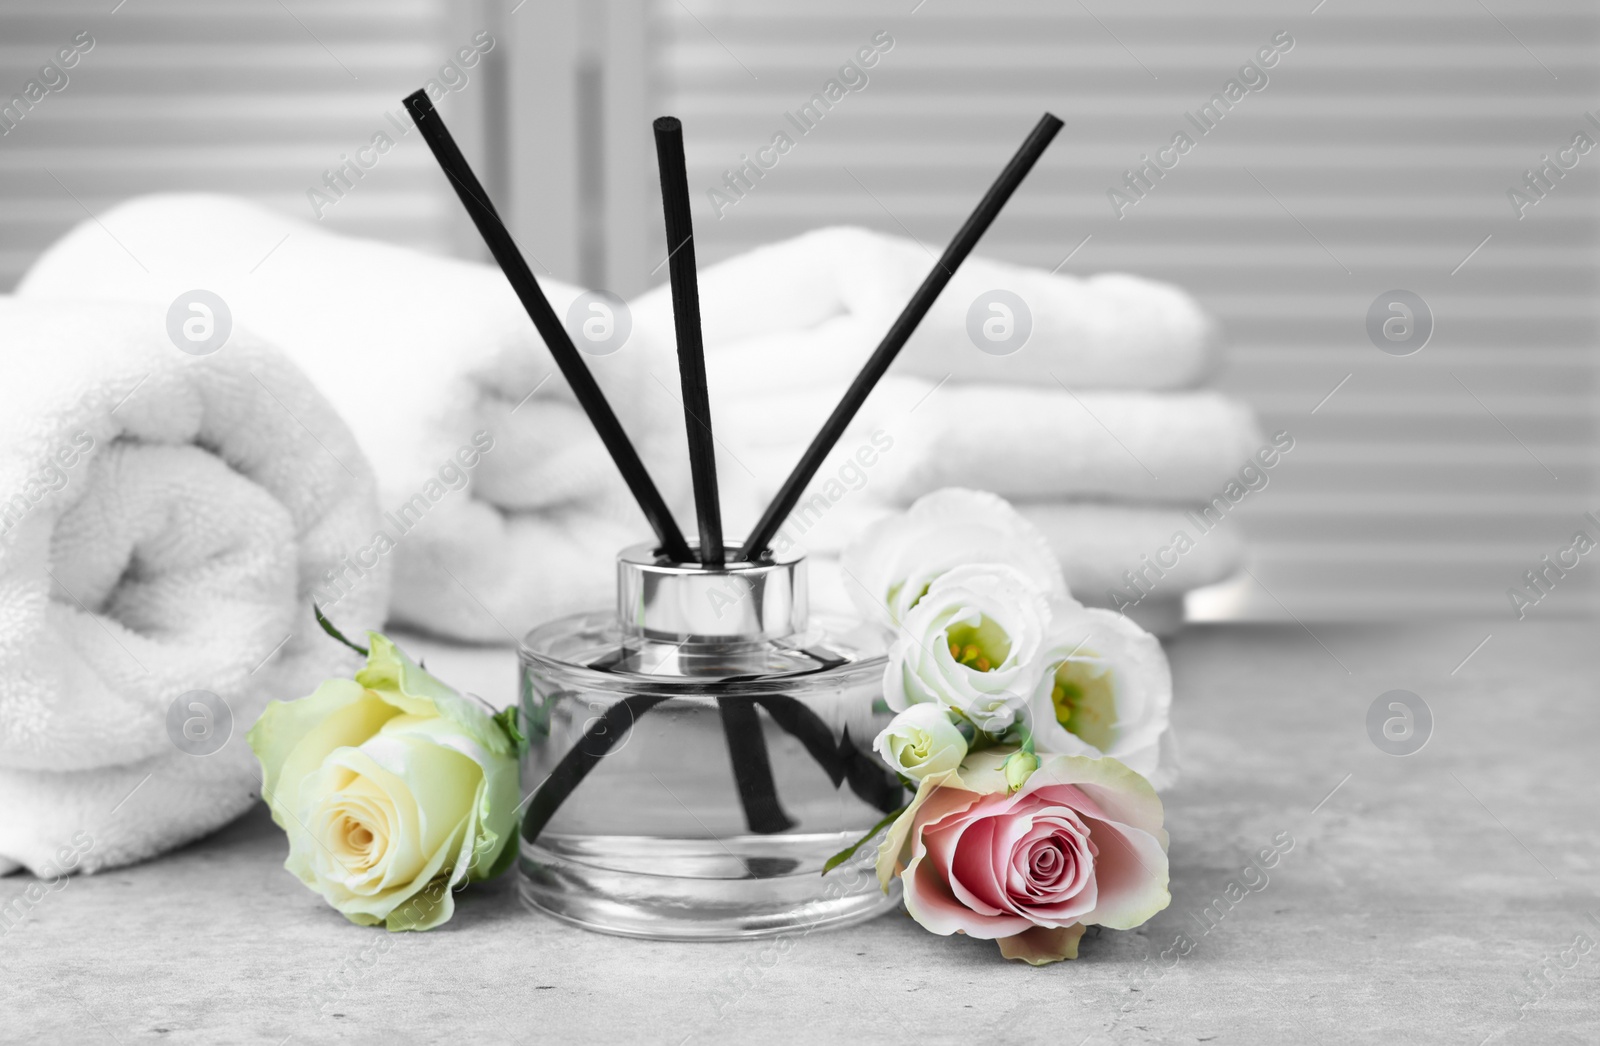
[738,112,1064,562]
[521,693,670,844]
[649,117,781,829]
[717,697,795,834]
[652,116,724,567]
[404,90,694,563]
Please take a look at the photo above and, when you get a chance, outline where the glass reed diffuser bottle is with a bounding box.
[516,542,905,939]
[410,95,1058,941]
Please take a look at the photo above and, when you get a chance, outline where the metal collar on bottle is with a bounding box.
[616,541,807,643]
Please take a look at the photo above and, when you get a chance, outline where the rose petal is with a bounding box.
[901,789,1032,939]
[998,803,1099,923]
[1076,817,1170,930]
[249,679,401,829]
[373,712,519,882]
[1021,756,1169,846]
[997,923,1086,965]
[877,772,984,889]
[939,814,1011,917]
[1008,813,1090,903]
[357,633,511,756]
[902,843,1030,940]
[346,726,481,869]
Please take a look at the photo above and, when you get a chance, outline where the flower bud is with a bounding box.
[1003,749,1040,792]
[873,704,968,781]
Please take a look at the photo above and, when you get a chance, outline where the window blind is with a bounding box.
[0,0,489,288]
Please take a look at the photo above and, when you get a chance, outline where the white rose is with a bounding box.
[248,633,519,930]
[1027,599,1173,786]
[842,488,1065,626]
[883,563,1051,735]
[874,704,968,781]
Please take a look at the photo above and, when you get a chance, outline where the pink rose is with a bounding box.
[877,751,1169,965]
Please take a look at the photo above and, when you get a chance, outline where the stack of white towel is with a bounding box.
[629,227,1256,634]
[3,194,1257,872]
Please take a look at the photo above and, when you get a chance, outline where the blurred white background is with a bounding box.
[2,0,1594,620]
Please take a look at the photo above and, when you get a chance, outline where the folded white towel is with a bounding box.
[645,225,1220,393]
[711,377,1264,542]
[808,559,1192,638]
[1017,502,1247,603]
[773,497,1244,600]
[867,381,1263,506]
[0,299,386,875]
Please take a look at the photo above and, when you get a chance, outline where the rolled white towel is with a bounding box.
[0,299,386,875]
[18,194,672,644]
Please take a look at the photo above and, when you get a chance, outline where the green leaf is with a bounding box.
[821,804,908,876]
[314,603,369,657]
[492,705,527,754]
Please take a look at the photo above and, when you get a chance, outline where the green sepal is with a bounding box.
[314,603,369,657]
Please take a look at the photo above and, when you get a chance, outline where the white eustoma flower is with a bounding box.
[883,563,1051,736]
[873,703,968,781]
[1026,598,1173,785]
[842,488,1065,627]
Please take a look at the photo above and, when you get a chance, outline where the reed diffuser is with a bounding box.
[405,89,1061,938]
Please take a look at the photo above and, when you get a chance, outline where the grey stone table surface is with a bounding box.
[4,622,1598,1045]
